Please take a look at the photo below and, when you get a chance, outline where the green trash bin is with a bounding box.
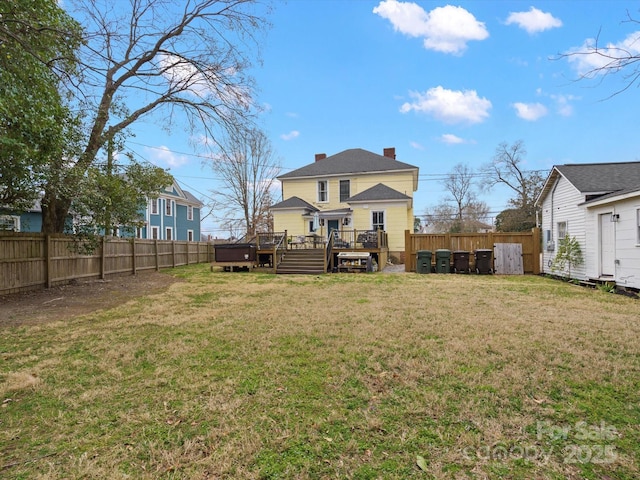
[435,249,451,273]
[416,250,432,274]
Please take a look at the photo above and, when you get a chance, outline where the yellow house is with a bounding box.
[270,147,419,260]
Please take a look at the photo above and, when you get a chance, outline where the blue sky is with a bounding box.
[128,1,640,238]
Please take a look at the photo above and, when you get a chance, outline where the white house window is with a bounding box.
[0,215,20,232]
[187,205,193,221]
[165,199,173,216]
[557,221,567,240]
[166,227,173,240]
[339,180,350,202]
[187,230,194,242]
[151,226,159,239]
[317,180,328,202]
[136,227,144,239]
[372,211,385,231]
[150,199,159,215]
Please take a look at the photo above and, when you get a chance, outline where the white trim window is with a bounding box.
[317,180,328,203]
[151,226,159,240]
[187,229,194,242]
[557,221,567,240]
[339,179,350,202]
[165,227,173,240]
[150,198,159,215]
[136,227,144,239]
[372,210,385,231]
[0,215,20,231]
[187,205,193,221]
[165,199,173,217]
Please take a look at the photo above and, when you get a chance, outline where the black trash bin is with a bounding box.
[435,249,451,273]
[474,249,493,274]
[416,250,432,274]
[453,250,470,273]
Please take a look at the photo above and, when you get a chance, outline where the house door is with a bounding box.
[599,213,615,277]
[327,220,339,238]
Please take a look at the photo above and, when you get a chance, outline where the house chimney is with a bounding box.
[383,147,396,159]
[315,153,327,162]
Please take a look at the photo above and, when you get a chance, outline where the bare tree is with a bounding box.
[40,0,270,233]
[208,127,280,238]
[560,12,640,97]
[425,163,490,233]
[443,163,474,229]
[481,141,544,230]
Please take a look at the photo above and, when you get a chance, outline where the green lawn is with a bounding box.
[1,265,638,479]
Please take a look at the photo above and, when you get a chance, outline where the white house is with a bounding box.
[536,161,640,290]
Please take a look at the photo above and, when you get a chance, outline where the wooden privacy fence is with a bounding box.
[405,228,541,274]
[0,233,213,295]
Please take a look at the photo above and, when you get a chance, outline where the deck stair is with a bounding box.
[276,249,326,274]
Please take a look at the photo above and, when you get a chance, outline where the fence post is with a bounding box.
[100,236,106,280]
[132,237,137,275]
[46,235,52,288]
[155,239,159,271]
[172,241,176,268]
[531,227,541,275]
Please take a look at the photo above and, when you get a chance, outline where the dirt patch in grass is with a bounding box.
[0,271,181,328]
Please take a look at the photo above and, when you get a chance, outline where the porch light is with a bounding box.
[610,213,619,222]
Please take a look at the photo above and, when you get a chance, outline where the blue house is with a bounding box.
[140,180,203,241]
[1,180,203,241]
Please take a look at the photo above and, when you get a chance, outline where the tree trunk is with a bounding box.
[41,190,72,234]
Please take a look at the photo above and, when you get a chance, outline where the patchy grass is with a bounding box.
[1,265,638,479]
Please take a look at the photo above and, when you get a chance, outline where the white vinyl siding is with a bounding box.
[539,175,587,279]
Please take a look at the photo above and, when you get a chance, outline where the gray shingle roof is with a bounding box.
[278,148,418,179]
[182,190,203,206]
[270,196,318,211]
[346,183,411,202]
[556,162,640,193]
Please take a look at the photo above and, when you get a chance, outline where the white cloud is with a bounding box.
[280,130,300,141]
[285,112,299,118]
[400,86,492,124]
[551,94,577,117]
[566,31,640,76]
[505,7,562,34]
[373,1,489,55]
[512,102,548,121]
[440,134,465,144]
[146,145,189,168]
[410,141,425,150]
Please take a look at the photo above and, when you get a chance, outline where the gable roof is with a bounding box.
[537,161,640,205]
[278,148,418,180]
[346,183,412,203]
[270,196,319,211]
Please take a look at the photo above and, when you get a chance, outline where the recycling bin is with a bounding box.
[453,250,470,273]
[435,249,451,273]
[474,249,493,274]
[416,250,432,274]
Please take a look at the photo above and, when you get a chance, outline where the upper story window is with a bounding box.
[165,199,173,216]
[187,205,194,221]
[339,180,350,202]
[317,180,328,202]
[150,198,159,215]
